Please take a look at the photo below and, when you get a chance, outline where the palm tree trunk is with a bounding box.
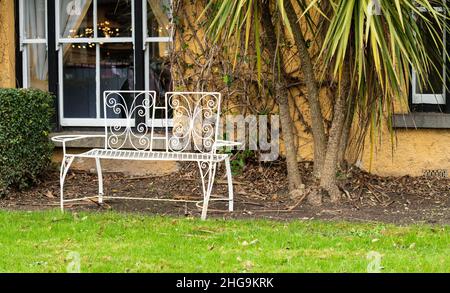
[278,87,305,192]
[261,1,304,195]
[284,0,327,177]
[320,65,351,203]
[337,96,355,169]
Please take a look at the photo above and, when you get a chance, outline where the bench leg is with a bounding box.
[199,162,217,220]
[95,158,104,204]
[59,156,74,213]
[224,157,234,212]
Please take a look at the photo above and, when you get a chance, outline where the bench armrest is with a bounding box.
[51,135,105,155]
[51,135,105,143]
[214,140,242,149]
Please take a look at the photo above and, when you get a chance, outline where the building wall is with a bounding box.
[361,128,450,177]
[0,0,16,88]
[0,1,448,177]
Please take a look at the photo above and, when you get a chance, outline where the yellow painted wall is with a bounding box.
[360,128,450,177]
[0,1,448,177]
[0,0,16,88]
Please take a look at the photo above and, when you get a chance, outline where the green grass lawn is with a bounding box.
[0,210,448,272]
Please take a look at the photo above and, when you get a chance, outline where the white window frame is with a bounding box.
[412,5,447,105]
[56,0,136,127]
[19,0,48,88]
[143,0,174,127]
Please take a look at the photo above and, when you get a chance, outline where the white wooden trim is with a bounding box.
[45,0,48,47]
[19,0,24,51]
[95,43,100,119]
[412,68,446,104]
[93,0,98,39]
[22,45,28,87]
[22,39,47,44]
[58,37,134,43]
[58,45,64,124]
[142,0,147,50]
[55,0,60,44]
[412,94,446,104]
[60,118,136,127]
[144,46,149,91]
[132,0,135,50]
[145,37,172,43]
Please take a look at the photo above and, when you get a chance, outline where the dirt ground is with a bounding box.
[1,161,449,225]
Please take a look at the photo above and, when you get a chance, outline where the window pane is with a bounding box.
[416,12,445,95]
[147,42,171,95]
[147,42,171,120]
[147,0,172,38]
[60,0,94,38]
[24,0,46,39]
[97,0,132,38]
[100,43,134,118]
[27,44,48,90]
[63,44,96,118]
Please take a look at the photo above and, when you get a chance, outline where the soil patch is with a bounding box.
[1,161,449,225]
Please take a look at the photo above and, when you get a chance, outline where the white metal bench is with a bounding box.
[52,91,239,220]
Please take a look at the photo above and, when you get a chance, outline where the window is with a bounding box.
[19,0,48,90]
[412,4,447,108]
[57,0,134,126]
[17,0,173,128]
[394,2,450,128]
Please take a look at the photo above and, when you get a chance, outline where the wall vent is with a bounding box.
[422,169,448,178]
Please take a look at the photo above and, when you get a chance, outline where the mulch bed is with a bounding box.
[1,161,449,225]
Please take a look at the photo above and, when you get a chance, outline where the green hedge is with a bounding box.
[0,89,54,195]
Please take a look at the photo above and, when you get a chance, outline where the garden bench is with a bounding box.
[51,91,239,220]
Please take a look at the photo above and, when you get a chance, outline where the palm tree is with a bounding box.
[203,0,448,203]
[204,0,328,198]
[314,0,449,202]
[204,0,307,197]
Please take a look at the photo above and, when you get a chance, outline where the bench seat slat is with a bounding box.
[77,149,227,163]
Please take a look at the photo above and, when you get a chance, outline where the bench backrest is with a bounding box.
[103,91,222,154]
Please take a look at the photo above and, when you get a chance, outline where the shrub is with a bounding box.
[0,88,54,195]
